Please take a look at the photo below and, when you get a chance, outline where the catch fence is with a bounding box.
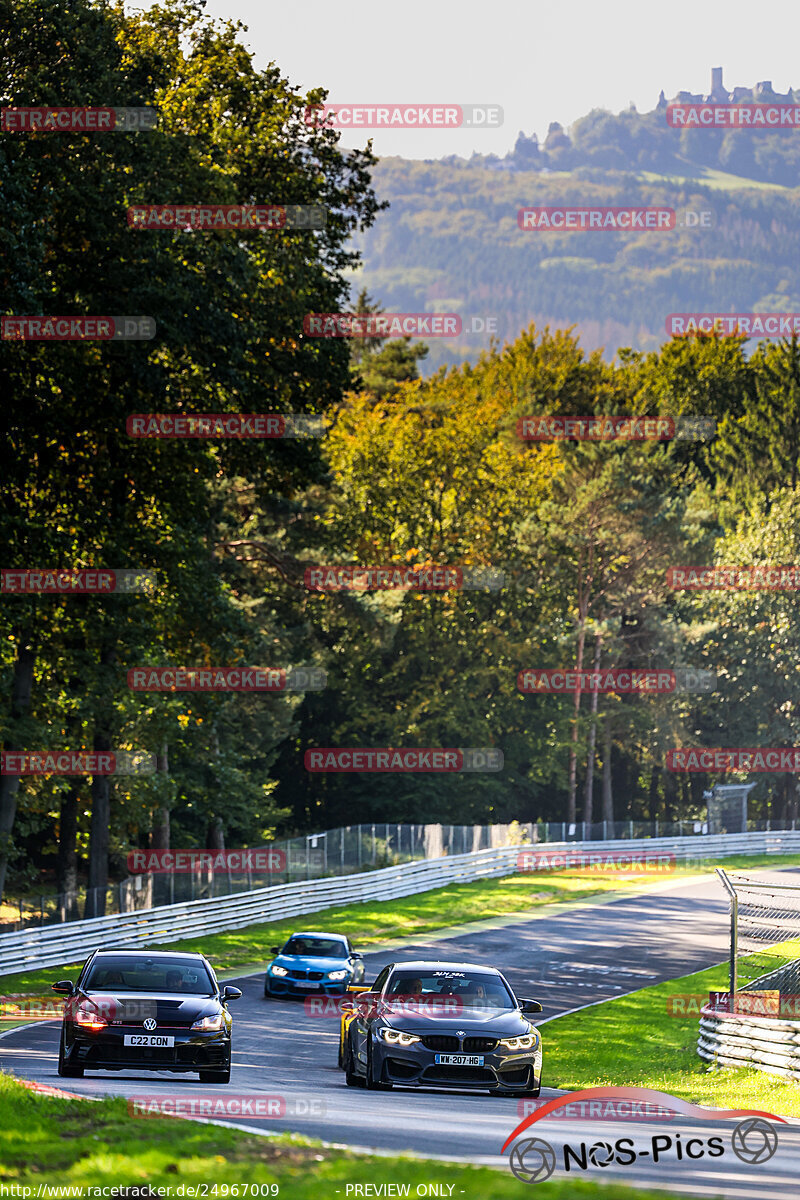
[4,816,797,931]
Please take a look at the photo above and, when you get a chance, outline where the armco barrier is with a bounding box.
[0,830,798,976]
[697,1006,800,1080]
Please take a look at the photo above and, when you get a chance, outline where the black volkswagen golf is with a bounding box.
[53,949,241,1083]
[341,960,543,1095]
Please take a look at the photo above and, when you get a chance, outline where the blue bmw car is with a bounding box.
[264,931,366,998]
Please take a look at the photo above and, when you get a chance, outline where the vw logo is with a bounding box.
[143,1017,157,1031]
[508,1137,556,1184]
[731,1118,778,1164]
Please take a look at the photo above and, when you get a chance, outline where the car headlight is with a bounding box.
[498,1033,538,1051]
[74,1002,107,1031]
[270,965,288,977]
[327,969,349,981]
[191,1012,225,1032]
[378,1027,420,1046]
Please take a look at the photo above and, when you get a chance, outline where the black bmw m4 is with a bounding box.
[340,960,543,1095]
[53,949,241,1083]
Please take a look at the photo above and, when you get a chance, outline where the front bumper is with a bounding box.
[64,1024,230,1072]
[265,975,350,997]
[371,1041,542,1090]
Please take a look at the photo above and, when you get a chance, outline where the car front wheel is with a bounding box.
[344,1035,365,1088]
[199,1050,231,1084]
[365,1036,392,1091]
[57,1030,84,1078]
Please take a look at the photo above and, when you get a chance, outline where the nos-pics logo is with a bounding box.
[502,1088,783,1184]
[509,1120,778,1183]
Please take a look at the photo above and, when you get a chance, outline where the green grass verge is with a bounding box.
[2,854,799,1007]
[543,959,800,1117]
[0,1073,702,1198]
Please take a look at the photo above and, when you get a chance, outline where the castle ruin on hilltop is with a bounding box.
[664,66,796,106]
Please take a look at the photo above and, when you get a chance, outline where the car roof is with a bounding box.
[286,932,347,940]
[389,961,502,975]
[92,950,207,961]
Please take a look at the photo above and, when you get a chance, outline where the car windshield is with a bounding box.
[385,970,515,1009]
[84,957,215,995]
[281,937,346,958]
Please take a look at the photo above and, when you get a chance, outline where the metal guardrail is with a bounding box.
[9,816,792,932]
[697,1008,800,1080]
[1,830,798,977]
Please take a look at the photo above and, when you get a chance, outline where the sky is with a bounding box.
[139,0,800,158]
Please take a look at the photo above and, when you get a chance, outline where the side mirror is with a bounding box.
[519,998,543,1014]
[222,986,242,1002]
[52,981,75,996]
[352,990,381,1016]
[270,947,281,956]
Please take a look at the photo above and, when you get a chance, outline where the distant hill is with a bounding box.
[464,69,800,187]
[349,157,800,371]
[348,74,800,371]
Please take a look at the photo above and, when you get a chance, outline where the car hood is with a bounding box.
[83,990,220,1024]
[272,955,350,970]
[377,1005,535,1036]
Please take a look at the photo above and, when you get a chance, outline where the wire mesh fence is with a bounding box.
[716,868,800,997]
[4,815,798,931]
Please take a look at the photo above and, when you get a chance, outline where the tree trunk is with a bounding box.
[663,767,678,826]
[647,764,659,824]
[151,742,170,847]
[611,736,627,820]
[0,640,36,901]
[85,729,111,918]
[207,816,225,850]
[567,549,594,825]
[56,783,80,920]
[151,807,170,849]
[601,715,614,827]
[84,641,116,919]
[583,635,602,827]
[567,618,587,824]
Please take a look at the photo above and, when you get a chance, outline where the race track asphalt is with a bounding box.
[2,869,799,1197]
